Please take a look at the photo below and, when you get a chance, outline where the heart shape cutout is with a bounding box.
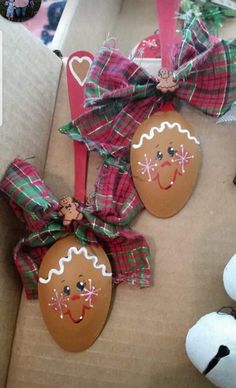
[69,56,93,86]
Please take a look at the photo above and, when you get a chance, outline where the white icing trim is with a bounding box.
[39,246,112,284]
[132,121,200,149]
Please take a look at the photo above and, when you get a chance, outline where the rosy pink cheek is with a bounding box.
[171,144,194,174]
[137,153,158,182]
[80,279,101,308]
[48,288,69,319]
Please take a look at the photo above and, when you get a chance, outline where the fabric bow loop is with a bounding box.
[0,158,151,299]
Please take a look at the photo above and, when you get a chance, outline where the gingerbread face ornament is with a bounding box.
[131,111,201,218]
[38,235,112,352]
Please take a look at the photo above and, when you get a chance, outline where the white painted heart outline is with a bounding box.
[69,56,93,87]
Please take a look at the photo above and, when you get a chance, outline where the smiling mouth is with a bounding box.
[64,309,84,323]
[156,168,181,190]
[64,305,91,324]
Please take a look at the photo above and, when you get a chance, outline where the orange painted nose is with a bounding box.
[70,294,80,301]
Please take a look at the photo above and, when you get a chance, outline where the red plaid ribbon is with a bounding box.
[174,18,236,117]
[60,17,236,156]
[0,158,150,299]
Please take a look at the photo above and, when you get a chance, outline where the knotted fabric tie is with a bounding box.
[0,158,151,299]
[60,16,236,159]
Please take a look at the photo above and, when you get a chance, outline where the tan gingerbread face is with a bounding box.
[131,111,201,218]
[38,235,112,352]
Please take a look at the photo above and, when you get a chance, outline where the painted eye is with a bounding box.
[168,147,175,157]
[76,281,85,292]
[63,285,70,296]
[156,151,163,160]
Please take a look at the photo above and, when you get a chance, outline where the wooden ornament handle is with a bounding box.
[66,51,94,202]
[156,0,180,69]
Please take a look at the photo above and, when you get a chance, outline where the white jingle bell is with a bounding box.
[186,312,236,388]
[223,254,236,301]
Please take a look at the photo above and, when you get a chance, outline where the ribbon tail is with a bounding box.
[174,16,236,117]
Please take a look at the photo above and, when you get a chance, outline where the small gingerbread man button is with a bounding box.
[58,196,83,226]
[156,67,178,93]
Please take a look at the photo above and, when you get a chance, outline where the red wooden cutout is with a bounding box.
[66,51,94,202]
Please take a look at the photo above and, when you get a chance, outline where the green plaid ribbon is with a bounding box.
[0,158,151,299]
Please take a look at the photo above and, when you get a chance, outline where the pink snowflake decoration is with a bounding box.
[137,154,158,182]
[81,279,101,308]
[48,289,69,319]
[172,144,194,174]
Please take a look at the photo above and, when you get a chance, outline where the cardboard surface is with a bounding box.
[0,204,22,387]
[0,16,62,178]
[4,1,236,387]
[7,62,236,388]
[0,16,61,386]
[58,0,123,56]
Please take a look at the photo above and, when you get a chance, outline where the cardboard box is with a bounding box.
[1,1,236,387]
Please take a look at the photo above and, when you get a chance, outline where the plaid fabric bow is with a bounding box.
[60,17,236,159]
[0,158,151,299]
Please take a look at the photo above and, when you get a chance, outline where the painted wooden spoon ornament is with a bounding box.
[131,110,201,218]
[131,0,201,218]
[38,235,112,352]
[38,51,112,352]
